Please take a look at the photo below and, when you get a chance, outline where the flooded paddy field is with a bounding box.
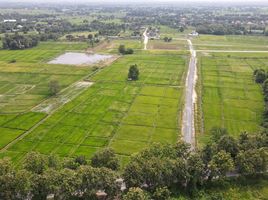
[48,52,113,65]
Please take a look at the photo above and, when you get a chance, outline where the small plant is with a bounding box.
[128,64,139,81]
[9,59,16,63]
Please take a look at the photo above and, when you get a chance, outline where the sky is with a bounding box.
[3,0,268,2]
[2,0,268,6]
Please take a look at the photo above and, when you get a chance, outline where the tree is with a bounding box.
[13,170,32,200]
[216,135,239,158]
[238,132,259,151]
[119,44,126,54]
[123,143,189,190]
[78,166,119,199]
[65,34,74,41]
[236,148,267,176]
[208,150,234,180]
[23,152,48,174]
[74,155,87,166]
[88,34,94,47]
[187,153,205,192]
[254,69,266,83]
[2,34,39,50]
[125,48,134,54]
[54,169,81,200]
[118,44,134,55]
[0,157,13,176]
[88,34,93,40]
[163,37,172,42]
[210,127,228,142]
[91,148,119,170]
[47,154,61,170]
[153,187,171,200]
[123,187,149,200]
[0,158,16,200]
[31,169,56,200]
[49,80,60,96]
[128,64,139,81]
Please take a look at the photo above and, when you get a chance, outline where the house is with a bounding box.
[188,31,199,37]
[3,19,17,23]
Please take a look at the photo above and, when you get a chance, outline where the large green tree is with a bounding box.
[208,150,234,180]
[128,64,139,81]
[123,187,149,200]
[91,148,119,170]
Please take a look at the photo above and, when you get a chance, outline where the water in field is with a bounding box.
[48,52,113,65]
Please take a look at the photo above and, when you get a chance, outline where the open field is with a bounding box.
[147,39,188,50]
[198,52,266,144]
[0,41,97,153]
[0,46,187,164]
[0,42,88,63]
[192,35,268,51]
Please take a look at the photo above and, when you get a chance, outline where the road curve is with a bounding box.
[181,39,197,148]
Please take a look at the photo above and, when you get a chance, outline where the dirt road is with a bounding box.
[143,28,148,50]
[181,39,197,148]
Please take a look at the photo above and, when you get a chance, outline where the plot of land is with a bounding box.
[192,35,268,51]
[0,42,88,63]
[0,41,95,154]
[1,49,186,163]
[199,53,266,144]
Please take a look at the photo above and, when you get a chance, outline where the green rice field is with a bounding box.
[198,52,267,144]
[0,40,187,164]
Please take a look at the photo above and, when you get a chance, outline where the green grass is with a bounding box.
[0,42,88,63]
[193,35,268,51]
[1,47,187,162]
[199,53,265,144]
[147,39,188,51]
[0,40,95,150]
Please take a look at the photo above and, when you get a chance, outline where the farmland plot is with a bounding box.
[2,50,187,163]
[199,54,265,144]
[0,42,88,63]
[0,41,94,153]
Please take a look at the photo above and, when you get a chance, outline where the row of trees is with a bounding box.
[254,69,268,128]
[2,33,39,50]
[118,44,134,55]
[163,37,172,42]
[0,129,267,200]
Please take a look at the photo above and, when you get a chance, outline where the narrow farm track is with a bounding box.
[196,50,268,53]
[181,39,197,148]
[143,28,148,50]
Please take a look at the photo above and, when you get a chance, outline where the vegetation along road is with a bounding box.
[182,39,197,148]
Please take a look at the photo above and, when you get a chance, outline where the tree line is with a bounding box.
[1,32,61,50]
[0,129,267,200]
[2,33,39,50]
[254,69,268,129]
